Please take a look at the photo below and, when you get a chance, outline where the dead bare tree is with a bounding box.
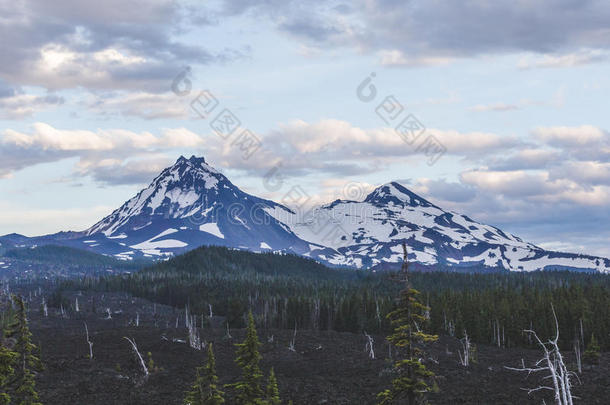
[375,298,382,327]
[186,311,202,350]
[84,322,93,360]
[505,306,578,405]
[42,297,48,317]
[224,322,232,339]
[573,318,584,374]
[364,331,375,359]
[123,337,149,378]
[458,330,471,367]
[288,321,297,352]
[573,339,582,375]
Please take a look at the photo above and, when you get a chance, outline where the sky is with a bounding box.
[1,0,609,257]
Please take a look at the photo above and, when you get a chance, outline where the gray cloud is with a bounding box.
[0,0,231,91]
[221,0,610,64]
[77,157,174,186]
[487,149,561,171]
[0,91,65,119]
[0,80,15,98]
[414,178,477,203]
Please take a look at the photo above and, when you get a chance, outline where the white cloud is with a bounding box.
[0,119,525,181]
[469,103,520,112]
[550,161,610,186]
[518,49,610,69]
[378,50,453,67]
[87,92,190,120]
[0,123,208,179]
[0,92,64,119]
[460,169,560,197]
[533,125,608,147]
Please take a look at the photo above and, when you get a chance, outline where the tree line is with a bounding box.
[61,246,610,351]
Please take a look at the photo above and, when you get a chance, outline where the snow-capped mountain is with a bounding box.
[2,155,609,273]
[81,155,310,259]
[274,182,609,272]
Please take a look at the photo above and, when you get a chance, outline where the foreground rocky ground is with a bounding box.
[24,291,610,404]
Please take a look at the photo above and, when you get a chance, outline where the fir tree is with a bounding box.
[5,295,42,405]
[265,368,280,405]
[184,343,225,405]
[226,311,264,405]
[0,344,17,405]
[583,334,601,364]
[378,244,438,405]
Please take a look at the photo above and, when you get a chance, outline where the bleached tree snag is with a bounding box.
[288,321,297,352]
[105,308,112,320]
[505,305,577,405]
[123,337,149,378]
[224,322,232,339]
[84,322,93,360]
[574,338,582,374]
[458,330,470,367]
[375,299,382,327]
[364,331,375,359]
[42,298,48,317]
[136,312,140,327]
[187,312,202,350]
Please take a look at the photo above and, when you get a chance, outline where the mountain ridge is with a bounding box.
[2,155,609,273]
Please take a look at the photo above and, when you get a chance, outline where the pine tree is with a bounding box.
[5,295,42,405]
[378,244,438,405]
[265,368,280,405]
[184,343,225,405]
[583,334,601,364]
[226,311,265,405]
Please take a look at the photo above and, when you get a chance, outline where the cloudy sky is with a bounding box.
[1,0,609,257]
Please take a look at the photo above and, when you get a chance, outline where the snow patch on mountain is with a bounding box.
[199,223,224,239]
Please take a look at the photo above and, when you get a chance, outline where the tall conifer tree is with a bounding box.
[265,368,280,405]
[184,343,225,405]
[226,311,264,405]
[5,295,42,405]
[378,244,438,405]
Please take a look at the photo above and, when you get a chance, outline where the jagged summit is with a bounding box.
[178,155,205,164]
[172,155,218,175]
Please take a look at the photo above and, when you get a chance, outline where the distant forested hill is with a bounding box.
[3,245,147,270]
[64,245,610,350]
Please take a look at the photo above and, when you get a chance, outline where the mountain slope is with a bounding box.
[3,155,609,273]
